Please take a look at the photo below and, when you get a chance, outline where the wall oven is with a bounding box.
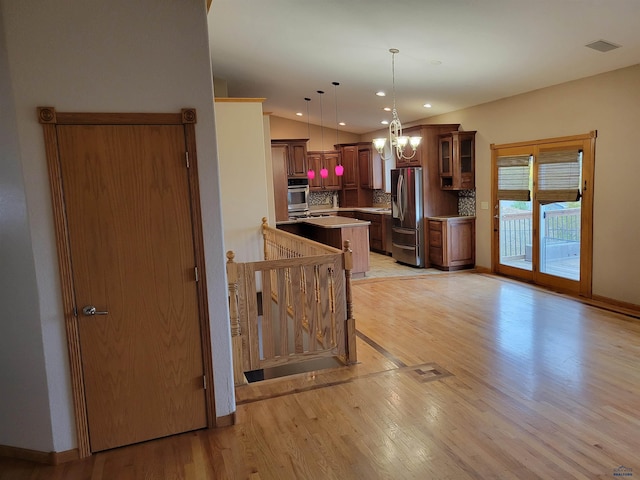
[287,178,309,215]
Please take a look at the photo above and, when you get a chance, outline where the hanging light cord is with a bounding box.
[389,48,400,112]
[305,97,311,140]
[317,90,324,151]
[332,81,340,145]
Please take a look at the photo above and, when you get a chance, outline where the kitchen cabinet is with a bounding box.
[271,139,308,178]
[427,216,475,270]
[384,214,393,255]
[308,151,342,191]
[439,131,476,190]
[358,144,382,190]
[340,145,358,189]
[354,212,382,252]
[270,144,290,222]
[336,142,380,207]
[296,216,371,278]
[391,124,461,218]
[352,210,390,254]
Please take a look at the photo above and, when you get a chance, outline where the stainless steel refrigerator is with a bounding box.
[391,167,424,267]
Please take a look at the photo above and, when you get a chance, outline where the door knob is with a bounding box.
[82,305,109,316]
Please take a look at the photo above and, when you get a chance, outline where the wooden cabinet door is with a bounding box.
[307,152,323,190]
[323,151,342,190]
[439,131,476,190]
[288,142,308,177]
[340,145,358,188]
[358,147,372,188]
[271,145,289,221]
[457,132,475,189]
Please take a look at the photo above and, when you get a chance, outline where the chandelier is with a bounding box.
[373,48,421,161]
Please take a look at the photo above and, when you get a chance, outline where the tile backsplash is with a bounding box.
[309,191,335,207]
[458,189,476,216]
[311,189,475,215]
[373,190,391,206]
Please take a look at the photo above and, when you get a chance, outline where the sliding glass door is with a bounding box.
[491,133,595,296]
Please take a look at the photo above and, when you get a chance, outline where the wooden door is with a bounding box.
[56,124,207,452]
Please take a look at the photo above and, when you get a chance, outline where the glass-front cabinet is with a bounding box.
[438,131,476,190]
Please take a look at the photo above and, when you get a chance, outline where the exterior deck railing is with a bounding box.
[500,208,580,259]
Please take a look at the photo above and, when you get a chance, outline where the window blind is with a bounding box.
[536,149,582,203]
[497,154,531,201]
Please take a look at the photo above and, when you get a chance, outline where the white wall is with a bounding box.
[0,0,234,452]
[0,7,56,452]
[215,101,270,262]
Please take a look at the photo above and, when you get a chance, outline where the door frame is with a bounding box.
[490,131,596,297]
[38,107,216,458]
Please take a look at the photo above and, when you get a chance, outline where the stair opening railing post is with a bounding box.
[226,250,247,385]
[343,240,357,364]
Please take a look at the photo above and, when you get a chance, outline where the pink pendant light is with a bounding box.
[333,81,344,176]
[320,168,329,178]
[304,97,315,180]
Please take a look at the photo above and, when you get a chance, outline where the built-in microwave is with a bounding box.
[287,178,309,214]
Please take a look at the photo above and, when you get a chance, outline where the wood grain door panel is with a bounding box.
[57,124,206,452]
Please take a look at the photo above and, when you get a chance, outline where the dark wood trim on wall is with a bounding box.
[38,107,92,458]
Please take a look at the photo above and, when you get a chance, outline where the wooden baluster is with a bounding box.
[343,240,357,364]
[261,217,269,260]
[226,251,247,385]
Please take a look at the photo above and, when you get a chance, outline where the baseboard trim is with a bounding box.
[590,294,640,319]
[215,412,236,427]
[472,265,491,274]
[0,444,79,465]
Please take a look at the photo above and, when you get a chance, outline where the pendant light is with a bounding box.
[304,97,315,180]
[333,81,344,176]
[373,48,422,161]
[317,90,328,179]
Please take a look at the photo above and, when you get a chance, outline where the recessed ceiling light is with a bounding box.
[339,122,346,126]
[383,107,391,112]
[296,112,303,116]
[381,120,389,125]
[376,91,386,97]
[423,103,432,108]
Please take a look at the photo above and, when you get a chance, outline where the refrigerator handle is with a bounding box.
[397,174,404,222]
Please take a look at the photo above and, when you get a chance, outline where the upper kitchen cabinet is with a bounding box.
[439,131,476,190]
[395,125,423,167]
[271,139,308,178]
[307,151,342,191]
[388,124,461,217]
[339,144,358,189]
[357,143,382,190]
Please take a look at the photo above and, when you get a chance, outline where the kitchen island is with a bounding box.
[277,216,371,278]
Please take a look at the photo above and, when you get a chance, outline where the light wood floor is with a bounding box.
[2,272,639,479]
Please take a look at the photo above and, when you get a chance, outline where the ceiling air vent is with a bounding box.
[585,39,621,53]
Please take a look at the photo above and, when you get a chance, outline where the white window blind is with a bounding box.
[497,154,531,201]
[536,149,582,203]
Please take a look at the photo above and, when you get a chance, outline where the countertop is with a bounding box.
[426,215,476,220]
[300,216,371,229]
[310,206,391,215]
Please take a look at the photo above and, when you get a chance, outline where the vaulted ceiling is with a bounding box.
[208,0,640,134]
